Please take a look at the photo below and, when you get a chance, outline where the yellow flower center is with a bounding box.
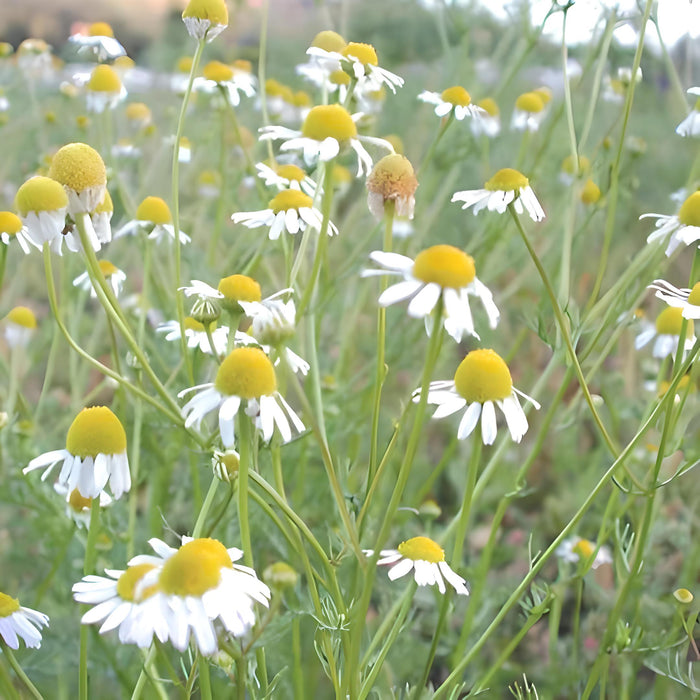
[655,306,693,336]
[515,92,544,113]
[89,22,114,37]
[311,30,346,53]
[678,191,700,227]
[136,196,172,224]
[177,56,193,73]
[182,0,229,25]
[98,260,119,277]
[330,69,351,86]
[232,59,252,73]
[265,78,283,96]
[185,316,217,332]
[94,190,113,214]
[0,211,23,234]
[116,564,158,602]
[218,274,262,302]
[561,154,590,175]
[159,538,232,597]
[333,164,353,184]
[87,64,122,93]
[199,170,220,186]
[673,588,694,604]
[6,306,37,329]
[114,56,134,71]
[485,168,529,193]
[49,143,106,193]
[342,42,378,66]
[125,102,151,122]
[15,176,68,215]
[215,347,277,398]
[293,90,311,107]
[533,86,552,104]
[76,115,90,129]
[440,86,471,107]
[572,539,595,559]
[263,561,298,588]
[581,179,601,205]
[453,349,513,402]
[397,536,445,563]
[66,406,127,458]
[275,164,306,182]
[367,154,417,200]
[477,97,499,117]
[0,593,20,617]
[687,282,700,306]
[203,60,233,83]
[412,245,475,289]
[68,488,92,512]
[268,189,313,213]
[302,104,357,142]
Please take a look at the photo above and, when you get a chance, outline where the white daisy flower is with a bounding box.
[555,536,612,570]
[232,189,337,240]
[73,260,126,298]
[676,87,700,137]
[259,104,393,176]
[193,59,256,107]
[181,0,229,43]
[255,162,317,197]
[0,592,49,650]
[85,64,127,113]
[24,406,130,499]
[365,536,468,596]
[127,536,271,656]
[419,349,539,446]
[181,274,265,317]
[641,190,700,256]
[470,97,501,138]
[72,563,165,649]
[54,483,112,529]
[0,210,37,254]
[510,90,548,132]
[634,307,696,359]
[649,279,700,319]
[3,306,37,349]
[362,245,499,342]
[68,22,126,61]
[451,168,545,222]
[295,30,346,87]
[14,175,68,253]
[115,196,190,244]
[180,346,304,447]
[157,317,230,356]
[418,86,486,121]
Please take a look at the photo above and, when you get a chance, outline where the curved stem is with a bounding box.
[0,641,41,699]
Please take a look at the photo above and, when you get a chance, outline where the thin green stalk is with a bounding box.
[0,244,6,291]
[451,436,482,565]
[413,594,451,700]
[238,414,254,568]
[418,113,454,175]
[79,499,101,700]
[198,656,212,700]
[0,641,42,699]
[130,645,159,700]
[0,652,20,700]
[192,477,220,539]
[257,0,273,162]
[560,7,579,171]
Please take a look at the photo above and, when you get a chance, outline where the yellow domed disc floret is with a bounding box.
[66,406,127,458]
[89,22,114,37]
[562,154,590,176]
[49,143,106,193]
[485,168,529,193]
[302,104,357,142]
[412,245,475,289]
[367,154,417,199]
[678,191,700,227]
[330,69,351,86]
[177,56,193,73]
[311,30,346,53]
[687,282,700,306]
[515,92,544,113]
[342,42,378,66]
[215,347,276,398]
[268,190,312,213]
[87,65,122,93]
[68,488,92,512]
[95,190,113,214]
[125,102,151,122]
[397,536,445,563]
[441,86,471,107]
[159,538,232,596]
[0,211,23,234]
[0,593,20,617]
[136,196,172,224]
[6,306,37,328]
[117,564,158,602]
[454,349,513,403]
[655,306,694,337]
[203,60,233,83]
[182,0,229,24]
[217,274,262,302]
[581,179,601,205]
[477,97,499,116]
[276,164,306,182]
[15,176,68,215]
[98,260,119,277]
[573,539,595,559]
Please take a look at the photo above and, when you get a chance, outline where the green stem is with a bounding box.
[79,499,101,700]
[238,414,254,568]
[418,114,454,175]
[198,656,212,700]
[0,641,42,699]
[192,477,220,539]
[450,436,482,565]
[0,651,20,700]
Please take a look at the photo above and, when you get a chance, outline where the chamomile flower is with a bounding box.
[634,306,696,359]
[296,30,346,87]
[157,317,229,356]
[89,189,114,245]
[14,175,68,252]
[470,97,501,138]
[16,38,53,81]
[232,189,337,240]
[556,537,612,570]
[676,88,700,137]
[649,279,700,319]
[72,563,162,648]
[85,64,127,113]
[255,162,317,197]
[193,60,256,107]
[642,190,700,256]
[451,168,546,222]
[180,346,305,447]
[366,154,418,221]
[182,0,229,43]
[115,196,190,244]
[125,102,152,130]
[0,592,49,650]
[69,21,126,61]
[73,260,126,298]
[3,306,37,348]
[181,274,262,315]
[511,91,546,132]
[24,406,130,499]
[127,537,271,655]
[54,483,112,528]
[419,349,540,446]
[48,142,107,216]
[0,210,36,254]
[260,104,393,176]
[362,245,499,342]
[417,86,486,121]
[365,536,469,595]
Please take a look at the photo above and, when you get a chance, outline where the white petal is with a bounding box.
[457,402,481,440]
[480,401,498,445]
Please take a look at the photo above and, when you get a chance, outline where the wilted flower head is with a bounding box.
[366,154,418,220]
